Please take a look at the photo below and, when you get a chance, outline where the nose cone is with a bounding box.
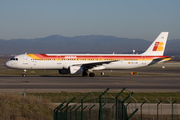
[5,61,11,68]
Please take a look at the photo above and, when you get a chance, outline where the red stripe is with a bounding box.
[152,42,159,51]
[33,54,168,59]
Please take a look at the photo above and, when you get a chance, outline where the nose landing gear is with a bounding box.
[22,69,26,77]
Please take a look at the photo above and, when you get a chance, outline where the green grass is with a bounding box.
[0,67,163,76]
[27,92,180,103]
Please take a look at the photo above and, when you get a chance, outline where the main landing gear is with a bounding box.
[22,69,26,77]
[82,71,88,77]
[89,72,95,77]
[82,71,95,77]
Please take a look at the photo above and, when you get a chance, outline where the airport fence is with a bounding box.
[53,88,180,120]
[126,101,180,120]
[53,88,138,120]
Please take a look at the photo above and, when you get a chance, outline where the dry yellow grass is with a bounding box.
[0,93,54,120]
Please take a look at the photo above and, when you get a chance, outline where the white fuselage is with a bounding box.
[5,53,166,70]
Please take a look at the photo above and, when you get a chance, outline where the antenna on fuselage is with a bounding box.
[133,50,135,54]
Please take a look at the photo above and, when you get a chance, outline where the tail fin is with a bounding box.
[142,32,169,56]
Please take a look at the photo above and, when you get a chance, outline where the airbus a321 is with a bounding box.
[5,32,171,77]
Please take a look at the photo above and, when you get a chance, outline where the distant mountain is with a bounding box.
[0,35,179,56]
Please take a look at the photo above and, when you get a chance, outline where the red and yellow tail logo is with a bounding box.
[152,42,164,51]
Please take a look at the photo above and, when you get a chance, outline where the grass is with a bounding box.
[0,93,54,120]
[27,91,180,103]
[0,92,180,119]
[0,67,163,76]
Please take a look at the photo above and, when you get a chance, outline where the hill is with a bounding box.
[0,35,179,56]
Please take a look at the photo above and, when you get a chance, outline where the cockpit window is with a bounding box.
[10,57,18,61]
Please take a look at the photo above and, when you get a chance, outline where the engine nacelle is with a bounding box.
[69,66,83,75]
[59,69,69,74]
[59,66,83,75]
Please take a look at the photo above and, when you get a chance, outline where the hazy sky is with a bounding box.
[1,0,180,41]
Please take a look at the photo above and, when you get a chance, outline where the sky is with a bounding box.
[0,0,180,41]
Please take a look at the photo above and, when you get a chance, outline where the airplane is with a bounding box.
[5,32,171,77]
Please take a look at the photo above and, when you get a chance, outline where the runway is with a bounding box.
[0,61,180,93]
[0,74,180,93]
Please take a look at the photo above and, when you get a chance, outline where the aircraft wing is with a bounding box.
[73,60,117,70]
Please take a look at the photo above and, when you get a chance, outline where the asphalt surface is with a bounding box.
[0,61,180,93]
[0,68,180,92]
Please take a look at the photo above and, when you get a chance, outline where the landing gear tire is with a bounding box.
[101,72,104,75]
[22,74,26,77]
[89,73,95,77]
[82,71,88,77]
[22,69,26,77]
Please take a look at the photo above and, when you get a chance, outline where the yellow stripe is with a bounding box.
[138,59,153,61]
[163,58,171,61]
[27,54,40,59]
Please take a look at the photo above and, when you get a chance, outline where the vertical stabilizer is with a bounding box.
[142,32,169,56]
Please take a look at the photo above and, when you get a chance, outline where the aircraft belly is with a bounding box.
[104,61,151,69]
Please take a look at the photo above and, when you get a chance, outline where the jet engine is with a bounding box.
[69,66,83,74]
[59,69,69,74]
[59,66,83,75]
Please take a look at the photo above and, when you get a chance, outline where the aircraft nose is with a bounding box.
[5,61,11,68]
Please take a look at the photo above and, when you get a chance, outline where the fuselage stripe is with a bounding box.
[26,54,169,61]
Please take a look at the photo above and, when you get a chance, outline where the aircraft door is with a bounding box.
[98,57,103,61]
[141,56,146,65]
[57,56,61,64]
[23,56,28,64]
